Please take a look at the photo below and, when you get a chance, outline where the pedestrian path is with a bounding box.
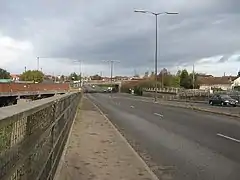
[54,96,158,180]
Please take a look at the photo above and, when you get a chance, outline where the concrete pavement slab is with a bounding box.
[55,97,158,180]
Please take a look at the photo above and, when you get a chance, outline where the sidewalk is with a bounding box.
[55,97,158,180]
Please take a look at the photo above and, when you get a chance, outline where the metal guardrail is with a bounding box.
[0,92,81,180]
[144,88,181,94]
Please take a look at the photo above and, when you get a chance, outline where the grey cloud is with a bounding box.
[1,0,240,75]
[218,55,231,63]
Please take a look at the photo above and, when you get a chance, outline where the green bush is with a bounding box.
[134,86,143,96]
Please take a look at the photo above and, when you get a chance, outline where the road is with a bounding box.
[162,99,240,116]
[118,93,240,116]
[87,93,240,180]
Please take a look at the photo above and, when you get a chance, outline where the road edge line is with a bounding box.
[87,96,160,180]
[217,133,240,143]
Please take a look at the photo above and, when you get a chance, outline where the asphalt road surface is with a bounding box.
[87,93,240,180]
[118,93,240,116]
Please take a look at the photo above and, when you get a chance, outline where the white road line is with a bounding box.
[154,113,163,117]
[217,133,240,143]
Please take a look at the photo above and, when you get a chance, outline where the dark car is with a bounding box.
[209,94,238,107]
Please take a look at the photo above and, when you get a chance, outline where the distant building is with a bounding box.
[130,76,144,80]
[10,74,20,81]
[231,77,240,88]
[197,74,214,78]
[114,76,129,81]
[44,75,55,80]
[198,76,238,90]
[102,77,111,81]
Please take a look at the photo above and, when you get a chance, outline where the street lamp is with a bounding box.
[73,60,82,87]
[103,60,120,97]
[134,9,178,102]
[36,57,40,71]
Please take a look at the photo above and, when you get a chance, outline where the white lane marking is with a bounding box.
[217,133,240,143]
[130,105,134,108]
[154,113,163,117]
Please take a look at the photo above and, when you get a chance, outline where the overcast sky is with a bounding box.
[0,0,240,77]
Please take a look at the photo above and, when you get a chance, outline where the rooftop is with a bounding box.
[198,76,238,85]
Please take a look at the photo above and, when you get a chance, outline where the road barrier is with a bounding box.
[0,92,81,180]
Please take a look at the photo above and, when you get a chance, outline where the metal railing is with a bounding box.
[0,92,81,180]
[144,87,181,94]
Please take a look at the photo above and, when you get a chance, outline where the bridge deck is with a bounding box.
[55,97,157,180]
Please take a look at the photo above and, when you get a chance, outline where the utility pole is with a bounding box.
[110,61,113,93]
[134,10,178,102]
[192,64,195,89]
[161,72,164,88]
[36,56,51,71]
[53,72,55,83]
[154,14,158,101]
[73,60,82,87]
[79,60,82,87]
[134,69,137,77]
[37,57,40,71]
[103,60,120,97]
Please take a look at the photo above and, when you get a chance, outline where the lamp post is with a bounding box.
[79,60,82,87]
[103,60,120,97]
[36,57,40,71]
[73,60,82,87]
[134,10,178,102]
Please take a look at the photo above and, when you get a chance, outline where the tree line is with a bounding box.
[0,67,199,89]
[142,68,199,89]
[0,68,84,83]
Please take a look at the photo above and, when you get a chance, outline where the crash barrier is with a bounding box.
[0,92,81,180]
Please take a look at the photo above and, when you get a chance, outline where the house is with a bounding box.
[130,77,144,80]
[10,74,20,81]
[114,76,129,81]
[198,76,238,90]
[44,75,55,80]
[231,77,240,88]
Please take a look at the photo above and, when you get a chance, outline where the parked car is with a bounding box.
[209,94,238,107]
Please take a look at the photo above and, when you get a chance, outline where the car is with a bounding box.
[209,94,238,107]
